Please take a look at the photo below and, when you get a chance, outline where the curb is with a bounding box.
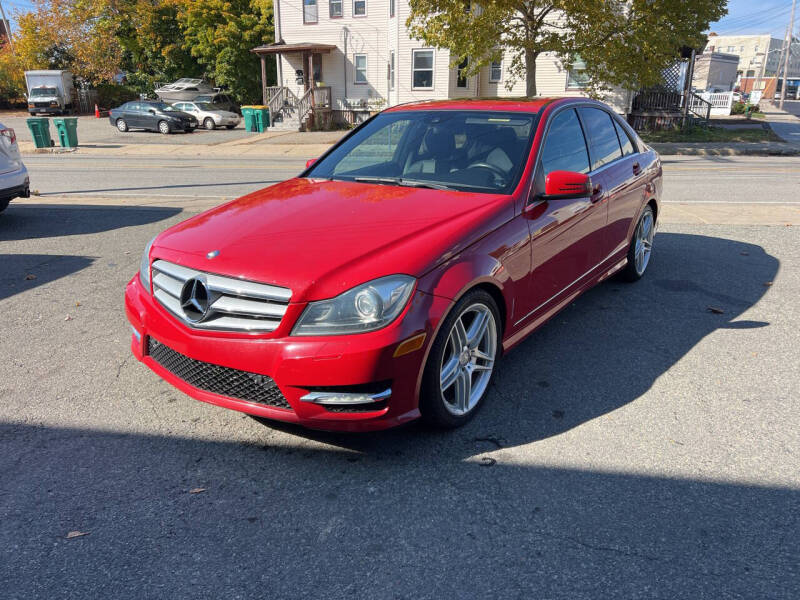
[649,143,800,156]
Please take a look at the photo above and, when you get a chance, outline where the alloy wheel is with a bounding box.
[634,210,654,276]
[159,121,170,135]
[439,303,497,416]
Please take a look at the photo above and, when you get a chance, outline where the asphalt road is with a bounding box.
[0,163,799,597]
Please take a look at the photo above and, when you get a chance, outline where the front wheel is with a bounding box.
[204,118,216,130]
[158,120,171,135]
[620,205,655,282]
[420,290,501,428]
[116,119,129,132]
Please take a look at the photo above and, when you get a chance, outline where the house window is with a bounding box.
[412,49,434,89]
[389,51,395,90]
[353,0,366,16]
[354,54,367,84]
[457,57,468,88]
[727,46,735,52]
[330,0,342,17]
[566,55,589,89]
[389,0,395,17]
[303,0,318,23]
[490,60,502,82]
[746,69,755,77]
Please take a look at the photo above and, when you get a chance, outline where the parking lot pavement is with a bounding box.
[0,198,798,598]
[0,114,252,147]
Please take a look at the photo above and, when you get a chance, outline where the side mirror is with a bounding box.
[305,158,317,169]
[542,170,592,200]
[148,109,156,115]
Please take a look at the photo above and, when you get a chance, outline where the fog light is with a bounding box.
[300,388,391,405]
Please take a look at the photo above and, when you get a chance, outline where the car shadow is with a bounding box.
[0,421,795,597]
[0,204,183,242]
[260,231,779,455]
[0,254,95,301]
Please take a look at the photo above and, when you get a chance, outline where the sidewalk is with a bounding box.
[761,104,800,147]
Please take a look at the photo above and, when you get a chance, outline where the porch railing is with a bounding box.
[686,93,712,121]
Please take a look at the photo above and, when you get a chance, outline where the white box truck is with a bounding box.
[25,70,76,115]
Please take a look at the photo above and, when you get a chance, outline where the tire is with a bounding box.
[204,118,216,130]
[620,205,655,282]
[158,120,171,135]
[419,289,501,428]
[116,119,129,132]
[225,124,236,130]
[0,198,10,214]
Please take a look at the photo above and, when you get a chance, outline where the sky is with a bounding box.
[710,0,799,39]
[1,0,798,41]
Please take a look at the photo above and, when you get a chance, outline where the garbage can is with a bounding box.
[53,117,79,148]
[241,106,257,132]
[26,118,53,149]
[252,106,270,132]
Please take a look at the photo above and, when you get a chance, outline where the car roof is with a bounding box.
[383,97,605,114]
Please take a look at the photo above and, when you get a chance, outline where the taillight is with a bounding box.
[0,128,16,145]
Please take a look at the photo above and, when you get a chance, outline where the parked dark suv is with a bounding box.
[109,101,198,134]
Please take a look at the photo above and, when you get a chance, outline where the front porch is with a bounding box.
[251,42,336,131]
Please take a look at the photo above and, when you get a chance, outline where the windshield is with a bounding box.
[31,88,58,97]
[194,102,214,111]
[305,110,538,194]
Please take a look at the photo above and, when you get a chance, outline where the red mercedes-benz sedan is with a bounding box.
[125,98,662,431]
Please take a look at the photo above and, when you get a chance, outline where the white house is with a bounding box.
[252,0,632,129]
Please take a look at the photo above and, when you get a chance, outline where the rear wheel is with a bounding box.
[0,198,10,213]
[116,119,128,132]
[158,120,171,135]
[420,289,500,428]
[204,118,216,130]
[620,205,655,282]
[225,124,236,130]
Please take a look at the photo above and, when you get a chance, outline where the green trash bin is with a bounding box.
[53,117,79,148]
[252,106,270,132]
[26,118,53,149]
[241,106,257,132]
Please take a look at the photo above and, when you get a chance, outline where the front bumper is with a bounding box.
[125,275,450,431]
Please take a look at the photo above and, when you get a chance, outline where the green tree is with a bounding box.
[407,0,727,97]
[179,0,276,103]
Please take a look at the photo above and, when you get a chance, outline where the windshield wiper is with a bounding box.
[353,176,453,190]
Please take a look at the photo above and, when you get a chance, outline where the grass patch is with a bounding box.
[641,126,781,144]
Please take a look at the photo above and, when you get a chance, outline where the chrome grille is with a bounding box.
[151,259,291,333]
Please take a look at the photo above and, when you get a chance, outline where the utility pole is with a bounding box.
[0,0,15,54]
[780,0,797,109]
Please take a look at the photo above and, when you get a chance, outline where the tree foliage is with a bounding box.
[179,0,276,103]
[407,0,727,97]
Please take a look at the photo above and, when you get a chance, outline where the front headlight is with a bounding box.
[292,275,415,336]
[139,237,156,291]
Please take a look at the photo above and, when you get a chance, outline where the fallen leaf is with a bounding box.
[31,190,40,196]
[479,457,497,467]
[707,306,725,314]
[66,531,89,539]
[764,281,773,287]
[24,274,36,280]
[64,315,73,321]
[189,487,206,494]
[75,301,81,307]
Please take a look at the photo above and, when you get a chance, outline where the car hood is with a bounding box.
[152,178,512,302]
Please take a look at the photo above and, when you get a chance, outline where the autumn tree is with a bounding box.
[179,0,276,103]
[407,0,727,97]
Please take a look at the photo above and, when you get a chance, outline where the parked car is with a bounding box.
[0,123,30,214]
[126,98,662,432]
[109,101,198,134]
[193,92,240,115]
[171,101,241,130]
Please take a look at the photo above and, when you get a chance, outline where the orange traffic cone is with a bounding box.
[95,104,101,118]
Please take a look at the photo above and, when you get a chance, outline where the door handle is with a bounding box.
[632,162,641,175]
[590,184,604,204]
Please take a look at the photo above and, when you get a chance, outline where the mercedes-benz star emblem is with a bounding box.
[180,277,211,323]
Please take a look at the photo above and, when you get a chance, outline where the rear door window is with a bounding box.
[539,108,590,175]
[578,107,623,170]
[613,119,636,156]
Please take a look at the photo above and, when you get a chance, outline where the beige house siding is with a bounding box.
[275,0,633,113]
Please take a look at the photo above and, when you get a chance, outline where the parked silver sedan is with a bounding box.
[171,101,241,130]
